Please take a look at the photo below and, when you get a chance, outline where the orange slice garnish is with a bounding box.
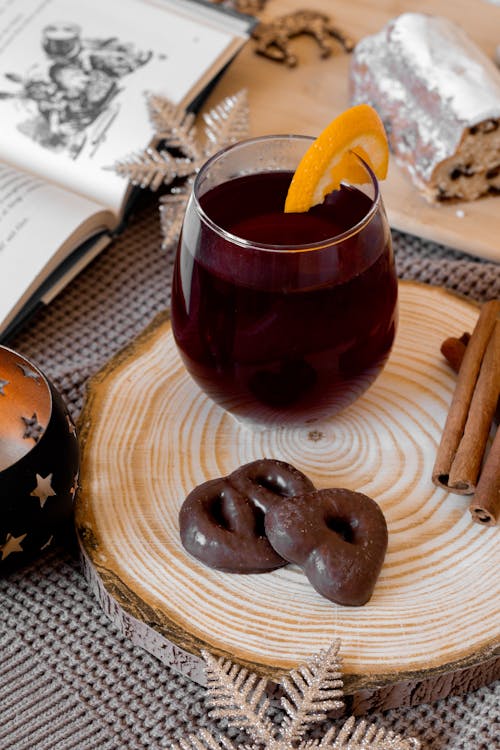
[284,104,389,213]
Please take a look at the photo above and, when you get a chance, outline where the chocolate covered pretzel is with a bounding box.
[265,487,388,606]
[178,459,315,573]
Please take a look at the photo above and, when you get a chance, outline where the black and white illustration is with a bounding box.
[0,22,152,159]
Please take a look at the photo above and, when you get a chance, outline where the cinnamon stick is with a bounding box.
[442,331,500,423]
[469,426,500,526]
[440,332,470,373]
[432,299,500,492]
[448,320,500,492]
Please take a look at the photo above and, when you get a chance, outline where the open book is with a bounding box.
[0,0,254,341]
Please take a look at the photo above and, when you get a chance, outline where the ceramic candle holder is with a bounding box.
[0,346,79,572]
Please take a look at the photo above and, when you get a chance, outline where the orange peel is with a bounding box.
[284,104,389,213]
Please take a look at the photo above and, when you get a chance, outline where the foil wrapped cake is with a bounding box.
[350,13,500,201]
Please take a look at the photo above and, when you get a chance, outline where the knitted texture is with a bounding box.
[1,198,499,749]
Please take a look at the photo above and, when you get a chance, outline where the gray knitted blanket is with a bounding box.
[1,199,499,749]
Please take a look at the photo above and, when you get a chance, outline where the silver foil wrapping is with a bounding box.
[350,13,500,201]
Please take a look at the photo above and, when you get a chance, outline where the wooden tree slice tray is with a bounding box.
[76,282,500,714]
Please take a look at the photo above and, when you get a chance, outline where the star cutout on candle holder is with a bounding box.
[30,473,56,508]
[21,413,44,442]
[66,414,77,437]
[40,535,54,550]
[0,532,27,560]
[17,363,41,381]
[0,378,9,395]
[70,472,79,499]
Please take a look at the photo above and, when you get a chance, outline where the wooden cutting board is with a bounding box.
[75,282,500,715]
[202,0,500,262]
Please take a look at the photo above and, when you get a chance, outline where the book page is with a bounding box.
[0,162,113,331]
[0,0,248,216]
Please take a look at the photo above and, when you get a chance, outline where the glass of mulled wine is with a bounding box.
[170,135,398,427]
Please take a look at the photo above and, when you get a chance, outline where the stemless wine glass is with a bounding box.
[171,135,398,427]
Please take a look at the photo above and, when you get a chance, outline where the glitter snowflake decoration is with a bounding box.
[170,640,421,750]
[108,89,249,249]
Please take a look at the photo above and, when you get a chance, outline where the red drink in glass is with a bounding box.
[171,136,397,426]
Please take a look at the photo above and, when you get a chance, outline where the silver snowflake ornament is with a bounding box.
[108,89,250,249]
[168,640,421,750]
